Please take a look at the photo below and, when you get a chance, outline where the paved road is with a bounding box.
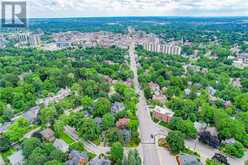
[129,41,163,165]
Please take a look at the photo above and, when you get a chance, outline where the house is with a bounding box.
[67,150,88,165]
[40,128,55,142]
[53,139,69,153]
[152,94,167,103]
[8,150,24,165]
[184,88,191,96]
[116,118,129,129]
[194,122,207,133]
[94,117,103,127]
[148,82,160,95]
[176,154,201,165]
[224,101,232,108]
[207,86,216,96]
[199,127,221,148]
[111,102,125,114]
[89,157,111,165]
[152,106,174,123]
[231,78,242,88]
[205,127,218,137]
[41,88,71,107]
[23,106,40,123]
[64,125,79,141]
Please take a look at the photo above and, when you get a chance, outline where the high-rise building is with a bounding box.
[17,33,41,48]
[143,42,182,55]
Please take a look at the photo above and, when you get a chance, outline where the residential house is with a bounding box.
[23,106,40,123]
[94,117,103,127]
[224,101,232,108]
[8,150,24,165]
[40,128,55,142]
[207,86,216,96]
[53,139,69,153]
[231,78,242,88]
[67,150,88,165]
[152,94,167,103]
[89,157,111,165]
[116,118,129,129]
[152,106,174,123]
[184,88,191,96]
[40,88,71,107]
[194,122,207,133]
[176,154,201,165]
[64,125,79,141]
[148,82,160,95]
[205,127,218,137]
[111,102,125,114]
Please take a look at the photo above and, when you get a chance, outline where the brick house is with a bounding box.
[152,106,174,123]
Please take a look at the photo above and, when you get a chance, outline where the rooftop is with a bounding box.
[153,106,174,117]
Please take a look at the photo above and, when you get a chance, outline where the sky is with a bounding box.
[3,0,248,18]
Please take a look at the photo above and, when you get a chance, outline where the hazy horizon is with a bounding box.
[4,0,247,18]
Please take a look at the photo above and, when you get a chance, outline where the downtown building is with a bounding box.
[143,42,182,55]
[17,33,41,48]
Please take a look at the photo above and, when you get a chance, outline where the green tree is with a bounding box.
[93,98,111,117]
[0,137,11,152]
[44,160,63,165]
[103,113,115,130]
[169,117,197,139]
[110,142,124,164]
[22,138,42,158]
[79,118,100,141]
[40,106,57,125]
[126,149,141,165]
[166,131,185,154]
[81,96,93,111]
[222,142,245,158]
[26,147,48,165]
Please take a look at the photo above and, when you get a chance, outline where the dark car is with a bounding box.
[212,153,230,165]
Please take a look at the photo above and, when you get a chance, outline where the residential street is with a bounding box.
[129,41,177,165]
[129,41,248,165]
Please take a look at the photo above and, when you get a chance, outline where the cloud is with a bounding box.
[26,0,248,17]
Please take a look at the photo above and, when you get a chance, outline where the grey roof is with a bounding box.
[94,117,103,126]
[23,106,40,123]
[89,158,111,165]
[53,139,69,153]
[40,128,55,141]
[68,150,88,165]
[111,102,125,113]
[8,150,24,165]
[179,154,201,165]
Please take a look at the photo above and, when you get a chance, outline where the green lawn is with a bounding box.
[70,142,84,151]
[58,132,75,144]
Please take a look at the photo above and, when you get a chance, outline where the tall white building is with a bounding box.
[143,42,182,55]
[17,33,41,48]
